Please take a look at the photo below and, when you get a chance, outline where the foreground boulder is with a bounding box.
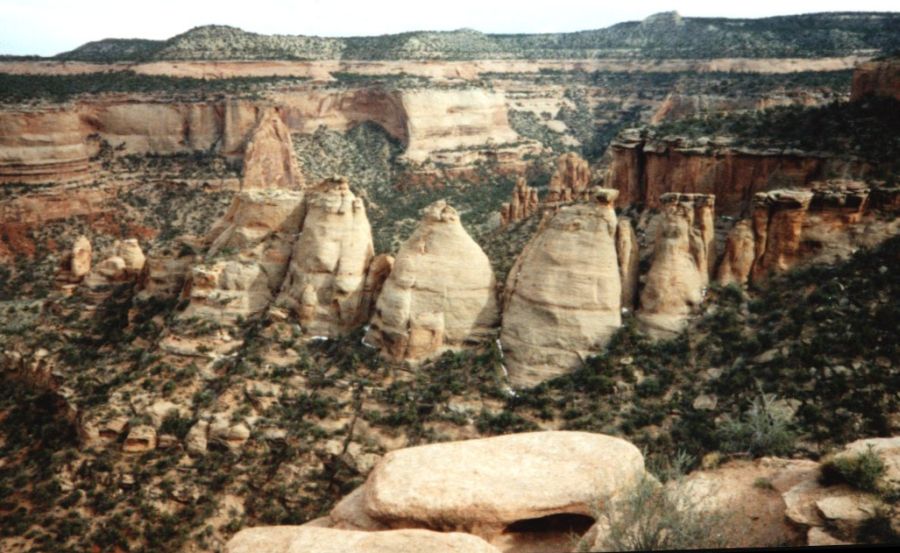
[501,188,622,387]
[357,431,644,552]
[365,200,499,363]
[241,107,304,190]
[637,193,714,339]
[274,177,375,337]
[226,526,500,553]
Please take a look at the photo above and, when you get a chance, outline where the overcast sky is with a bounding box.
[1,0,897,56]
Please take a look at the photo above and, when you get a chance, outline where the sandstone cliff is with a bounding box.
[605,131,866,215]
[240,108,304,189]
[365,200,499,363]
[850,57,900,101]
[717,182,886,286]
[637,193,714,339]
[274,177,375,337]
[501,188,622,387]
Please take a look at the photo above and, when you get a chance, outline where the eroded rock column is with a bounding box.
[365,200,499,363]
[501,188,622,387]
[637,193,714,339]
[275,177,375,337]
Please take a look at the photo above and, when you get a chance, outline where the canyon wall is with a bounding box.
[0,86,532,184]
[606,133,868,215]
[850,57,900,101]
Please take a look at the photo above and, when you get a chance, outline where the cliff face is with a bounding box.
[400,88,540,168]
[851,58,900,101]
[606,133,867,215]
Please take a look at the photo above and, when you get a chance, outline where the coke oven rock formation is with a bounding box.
[274,177,376,337]
[365,200,499,363]
[637,193,715,339]
[501,188,622,387]
[181,189,305,323]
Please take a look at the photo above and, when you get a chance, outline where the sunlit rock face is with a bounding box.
[501,188,622,387]
[637,193,715,340]
[365,200,499,363]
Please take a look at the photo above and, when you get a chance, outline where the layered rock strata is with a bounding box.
[637,193,714,339]
[274,177,375,337]
[850,57,900,101]
[501,188,622,387]
[365,200,499,363]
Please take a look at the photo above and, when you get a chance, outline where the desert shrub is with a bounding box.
[820,445,887,494]
[584,475,731,551]
[716,389,796,457]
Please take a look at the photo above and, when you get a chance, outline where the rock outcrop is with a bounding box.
[499,177,539,226]
[605,131,866,215]
[274,177,375,337]
[181,189,305,323]
[365,200,499,363]
[546,152,591,203]
[749,189,814,282]
[501,188,622,387]
[240,108,304,190]
[226,527,501,553]
[716,220,756,287]
[717,183,887,286]
[851,57,900,101]
[82,239,146,289]
[637,193,714,339]
[338,431,643,553]
[70,235,92,278]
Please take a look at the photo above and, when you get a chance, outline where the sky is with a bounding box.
[1,0,897,56]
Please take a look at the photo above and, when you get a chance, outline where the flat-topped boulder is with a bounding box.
[226,526,500,553]
[361,431,644,540]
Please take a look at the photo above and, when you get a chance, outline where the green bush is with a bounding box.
[820,445,887,494]
[716,389,796,457]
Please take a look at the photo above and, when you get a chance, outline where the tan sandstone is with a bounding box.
[546,152,591,203]
[225,526,500,553]
[274,177,375,337]
[240,107,304,189]
[499,177,539,226]
[365,200,499,363]
[616,218,639,311]
[501,188,622,387]
[637,193,714,339]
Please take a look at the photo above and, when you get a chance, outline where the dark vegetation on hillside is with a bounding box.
[0,72,311,104]
[46,13,900,62]
[652,96,900,182]
[1,233,896,551]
